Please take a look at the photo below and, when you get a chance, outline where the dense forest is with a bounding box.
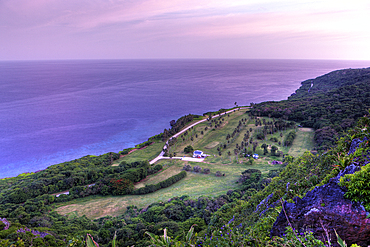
[1,68,370,246]
[250,67,370,150]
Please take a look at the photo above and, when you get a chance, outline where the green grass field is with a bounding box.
[288,128,315,157]
[54,108,314,219]
[112,141,165,165]
[55,159,281,219]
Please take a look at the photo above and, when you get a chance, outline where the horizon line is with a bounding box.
[1,58,370,62]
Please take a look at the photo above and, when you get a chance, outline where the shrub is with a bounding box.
[120,167,148,183]
[340,163,370,210]
[109,178,134,195]
[245,157,254,165]
[256,132,265,140]
[132,171,187,195]
[183,165,192,171]
[184,145,194,153]
[284,131,296,146]
[193,166,202,173]
[148,164,162,175]
[203,168,210,174]
[270,226,326,246]
[215,171,222,177]
[270,137,278,142]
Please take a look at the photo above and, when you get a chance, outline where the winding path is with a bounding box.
[53,108,245,197]
[149,108,244,164]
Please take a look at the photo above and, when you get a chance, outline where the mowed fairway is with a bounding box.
[55,159,278,219]
[288,128,315,157]
[54,108,314,219]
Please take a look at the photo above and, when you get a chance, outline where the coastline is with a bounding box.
[2,59,369,178]
[1,107,241,180]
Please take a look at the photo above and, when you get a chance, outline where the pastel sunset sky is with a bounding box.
[1,0,369,60]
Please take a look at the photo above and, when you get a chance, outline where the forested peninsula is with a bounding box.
[1,67,370,247]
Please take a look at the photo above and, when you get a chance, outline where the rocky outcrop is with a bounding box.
[348,137,370,166]
[270,164,370,247]
[348,137,368,155]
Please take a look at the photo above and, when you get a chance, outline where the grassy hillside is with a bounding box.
[251,67,370,150]
[3,68,368,246]
[53,108,314,220]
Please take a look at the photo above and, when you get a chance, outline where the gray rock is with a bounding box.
[270,164,369,247]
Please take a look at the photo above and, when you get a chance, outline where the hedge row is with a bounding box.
[284,131,296,146]
[148,164,163,175]
[132,171,187,195]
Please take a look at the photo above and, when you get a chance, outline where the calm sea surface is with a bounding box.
[0,59,369,178]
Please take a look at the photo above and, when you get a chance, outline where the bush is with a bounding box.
[284,131,296,146]
[120,148,133,155]
[184,145,194,153]
[340,163,370,210]
[203,168,210,174]
[270,137,278,142]
[132,171,187,195]
[215,171,222,177]
[148,164,162,175]
[183,164,192,171]
[136,141,152,149]
[120,167,148,183]
[193,166,201,173]
[109,178,134,195]
[245,157,254,165]
[256,132,265,140]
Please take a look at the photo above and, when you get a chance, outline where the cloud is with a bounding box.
[0,0,369,60]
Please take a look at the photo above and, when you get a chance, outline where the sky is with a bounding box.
[1,0,370,60]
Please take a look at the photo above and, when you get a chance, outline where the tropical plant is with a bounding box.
[339,163,370,210]
[145,225,197,247]
[86,232,117,247]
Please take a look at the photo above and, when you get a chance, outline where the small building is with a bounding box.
[193,150,204,158]
[253,153,259,159]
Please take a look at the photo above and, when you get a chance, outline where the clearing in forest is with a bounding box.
[54,108,314,219]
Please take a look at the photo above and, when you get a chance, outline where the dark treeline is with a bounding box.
[250,68,370,150]
[0,155,157,205]
[2,68,370,246]
[132,171,187,195]
[1,152,120,203]
[0,155,278,246]
[283,131,296,146]
[162,114,200,141]
[0,111,214,246]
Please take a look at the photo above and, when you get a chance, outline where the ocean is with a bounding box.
[0,59,369,178]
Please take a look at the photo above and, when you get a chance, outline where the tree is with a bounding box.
[193,166,201,173]
[184,145,194,153]
[110,178,134,195]
[271,146,278,156]
[252,142,258,152]
[183,164,192,171]
[261,144,268,155]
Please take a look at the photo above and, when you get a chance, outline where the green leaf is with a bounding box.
[86,234,99,247]
[112,231,117,247]
[185,224,196,242]
[334,229,347,247]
